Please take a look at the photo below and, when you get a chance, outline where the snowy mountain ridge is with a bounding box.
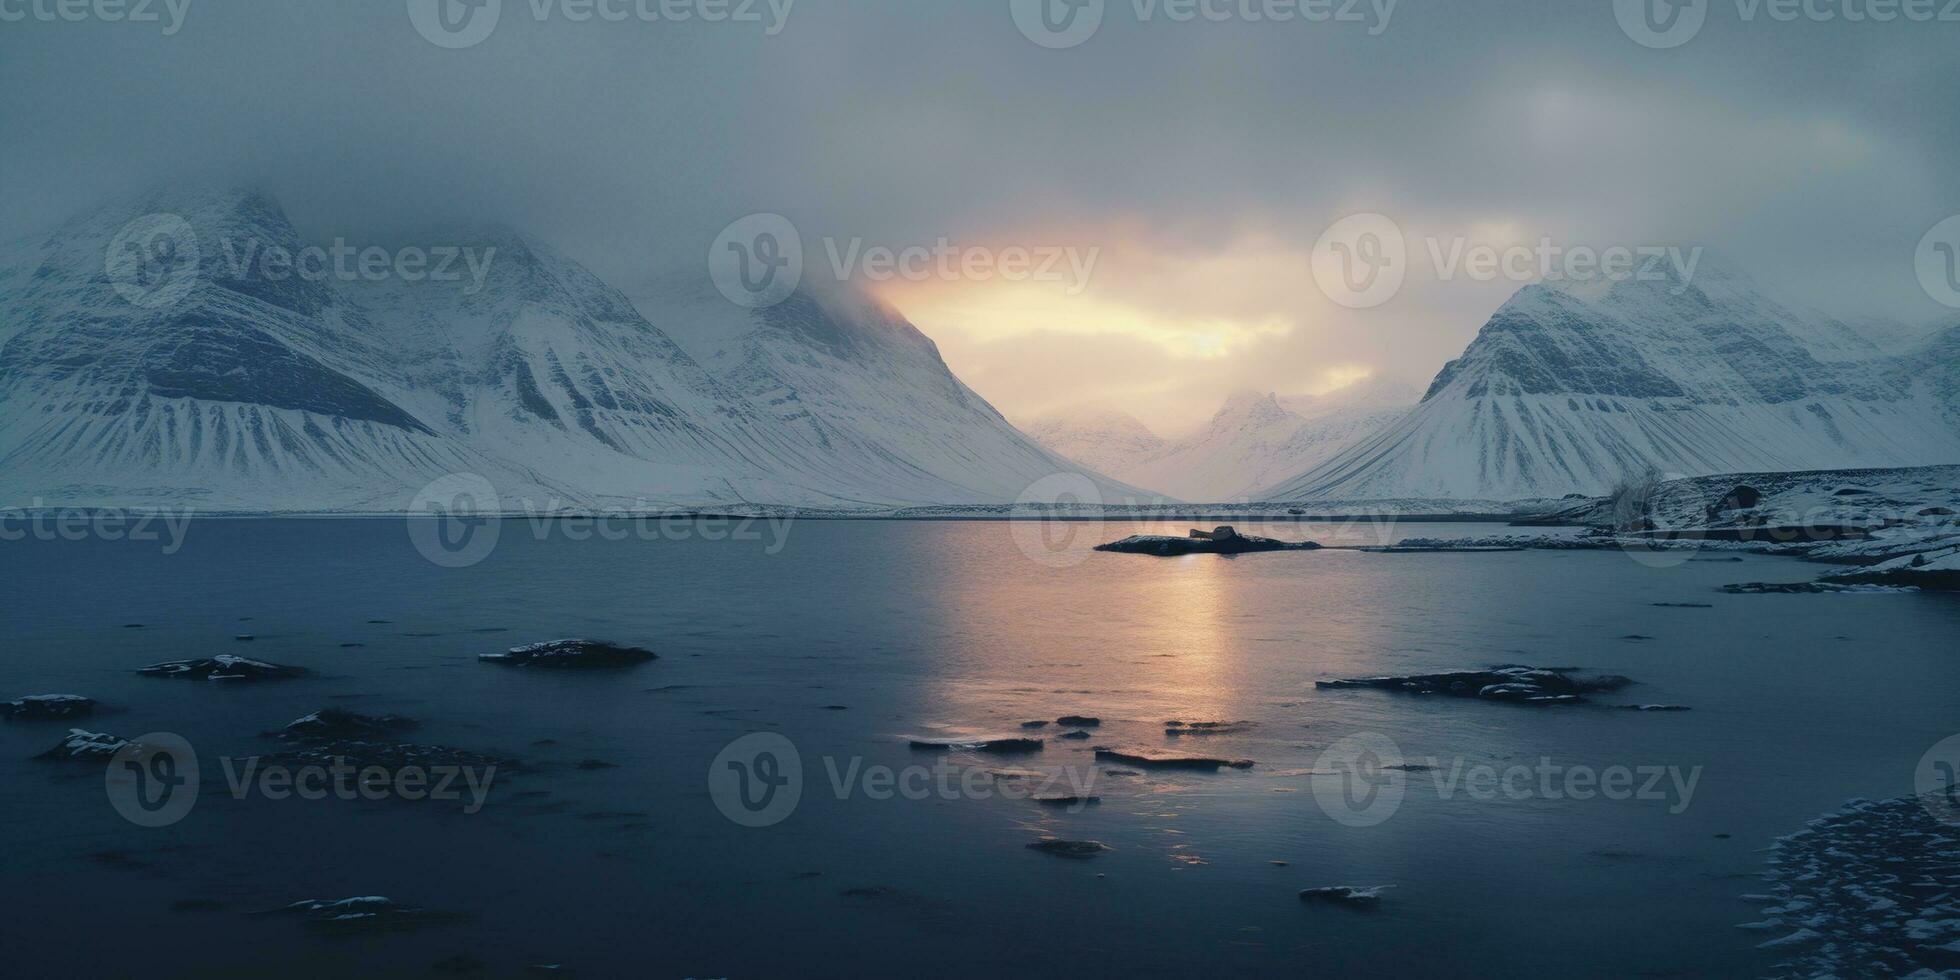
[0,188,1134,512]
[1028,377,1417,502]
[1259,265,1960,501]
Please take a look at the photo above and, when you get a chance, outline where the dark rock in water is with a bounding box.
[1020,720,1049,729]
[275,708,417,741]
[338,643,365,649]
[839,885,900,899]
[1056,715,1100,727]
[1298,885,1390,907]
[821,705,849,711]
[1164,720,1253,737]
[1026,839,1110,858]
[262,740,509,775]
[1691,556,1746,563]
[1621,634,1654,641]
[908,736,1043,754]
[1102,768,1142,777]
[573,759,617,770]
[1034,795,1101,807]
[36,728,129,762]
[234,634,255,642]
[480,639,657,668]
[1095,533,1319,557]
[138,655,306,681]
[249,897,467,933]
[1058,729,1092,740]
[1094,748,1253,771]
[2,694,96,721]
[1316,665,1633,707]
[1652,602,1714,608]
[1620,704,1690,712]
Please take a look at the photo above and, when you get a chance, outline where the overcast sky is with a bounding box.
[5,0,1957,435]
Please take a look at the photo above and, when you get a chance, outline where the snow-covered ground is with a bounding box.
[1478,465,1960,590]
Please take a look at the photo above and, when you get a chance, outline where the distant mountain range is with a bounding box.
[0,188,1132,512]
[1259,264,1960,500]
[1026,377,1417,502]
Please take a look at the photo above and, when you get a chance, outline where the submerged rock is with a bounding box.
[1164,720,1253,737]
[250,896,467,933]
[1056,715,1100,727]
[1025,839,1110,858]
[480,639,658,668]
[1057,730,1092,740]
[1033,795,1102,807]
[907,736,1043,754]
[1299,885,1391,907]
[1094,748,1253,771]
[2,694,96,721]
[1094,530,1319,557]
[275,709,418,741]
[138,655,307,681]
[262,739,509,774]
[1316,665,1634,707]
[35,728,129,762]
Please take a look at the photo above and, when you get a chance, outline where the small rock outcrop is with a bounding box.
[1093,748,1253,771]
[1316,665,1633,707]
[1094,531,1319,557]
[1025,839,1110,858]
[36,728,129,762]
[907,736,1044,754]
[479,639,658,668]
[275,709,418,741]
[138,656,307,681]
[1298,885,1391,907]
[2,695,96,721]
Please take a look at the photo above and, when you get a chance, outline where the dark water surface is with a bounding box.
[3,519,1957,978]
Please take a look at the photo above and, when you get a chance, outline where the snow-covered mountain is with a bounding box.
[1026,378,1415,501]
[1260,264,1960,501]
[0,188,1132,512]
[1022,408,1167,479]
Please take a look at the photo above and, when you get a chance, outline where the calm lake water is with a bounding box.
[3,518,1957,978]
